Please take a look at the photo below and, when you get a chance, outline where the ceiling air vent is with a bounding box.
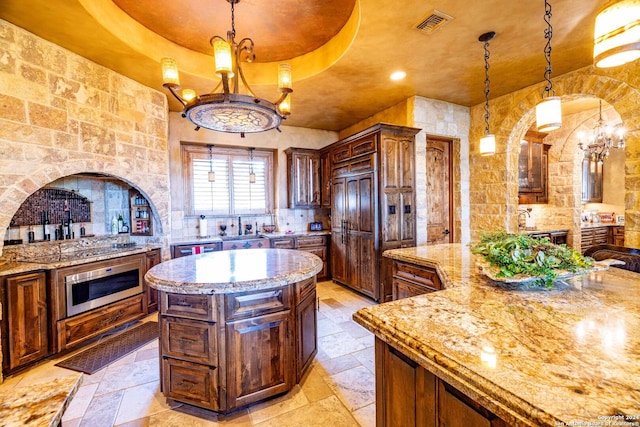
[415,10,454,34]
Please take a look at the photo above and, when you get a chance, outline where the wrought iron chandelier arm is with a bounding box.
[164,83,187,106]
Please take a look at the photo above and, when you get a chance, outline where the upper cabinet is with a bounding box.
[285,148,321,209]
[582,158,603,203]
[518,130,550,204]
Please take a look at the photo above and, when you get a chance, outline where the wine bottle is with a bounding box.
[43,211,50,241]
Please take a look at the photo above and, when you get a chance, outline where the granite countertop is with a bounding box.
[0,373,82,426]
[0,244,162,277]
[354,243,640,426]
[581,222,623,229]
[146,248,323,294]
[521,228,569,234]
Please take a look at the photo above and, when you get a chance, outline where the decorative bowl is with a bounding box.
[262,224,276,233]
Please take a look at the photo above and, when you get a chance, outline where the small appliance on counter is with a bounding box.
[309,222,323,231]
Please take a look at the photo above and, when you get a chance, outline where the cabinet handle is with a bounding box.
[178,379,196,390]
[178,337,197,345]
[177,299,193,308]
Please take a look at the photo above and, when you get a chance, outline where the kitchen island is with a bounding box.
[353,244,640,427]
[145,248,323,413]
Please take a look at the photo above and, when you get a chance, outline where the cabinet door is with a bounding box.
[518,130,549,204]
[320,150,331,208]
[582,158,603,203]
[296,290,317,381]
[287,150,321,208]
[6,272,49,369]
[331,177,348,284]
[226,310,293,410]
[145,249,161,313]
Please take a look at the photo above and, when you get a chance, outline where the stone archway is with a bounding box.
[470,66,640,247]
[0,158,169,254]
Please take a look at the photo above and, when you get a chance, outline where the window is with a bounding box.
[182,144,274,216]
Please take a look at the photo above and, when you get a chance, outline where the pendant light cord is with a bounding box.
[479,31,496,136]
[542,0,555,98]
[483,38,491,135]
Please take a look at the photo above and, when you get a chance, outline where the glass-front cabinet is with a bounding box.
[518,130,549,204]
[582,158,603,203]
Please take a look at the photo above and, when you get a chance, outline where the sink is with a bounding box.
[220,235,266,241]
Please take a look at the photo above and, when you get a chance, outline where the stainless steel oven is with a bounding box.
[65,260,143,317]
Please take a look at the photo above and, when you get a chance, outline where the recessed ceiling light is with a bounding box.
[390,71,406,81]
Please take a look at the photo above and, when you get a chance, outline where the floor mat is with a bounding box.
[55,321,159,374]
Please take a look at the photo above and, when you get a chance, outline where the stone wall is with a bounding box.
[469,63,640,247]
[0,20,170,257]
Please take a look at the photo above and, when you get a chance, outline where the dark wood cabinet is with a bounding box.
[392,261,442,300]
[375,338,510,427]
[285,148,321,208]
[612,226,625,246]
[528,230,568,246]
[518,130,549,204]
[145,248,161,313]
[268,235,330,280]
[320,148,332,208]
[582,158,603,203]
[157,277,316,413]
[171,242,221,258]
[1,272,49,371]
[327,123,420,302]
[581,226,610,253]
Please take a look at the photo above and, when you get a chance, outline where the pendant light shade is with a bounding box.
[480,135,496,156]
[536,96,562,132]
[479,31,496,156]
[593,0,640,68]
[536,0,562,132]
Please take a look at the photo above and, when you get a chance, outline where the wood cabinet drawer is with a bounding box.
[613,226,625,236]
[59,294,145,349]
[332,162,350,177]
[393,262,441,290]
[351,136,377,157]
[296,235,327,248]
[172,243,220,259]
[161,317,217,365]
[271,237,295,249]
[594,227,609,236]
[393,277,439,300]
[332,145,351,163]
[294,277,316,305]
[161,293,215,321]
[349,155,375,173]
[225,287,291,321]
[162,357,219,411]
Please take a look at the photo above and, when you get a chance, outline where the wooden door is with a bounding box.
[426,137,453,245]
[226,310,293,410]
[145,249,161,313]
[331,177,347,283]
[346,172,376,298]
[296,290,317,381]
[7,272,49,369]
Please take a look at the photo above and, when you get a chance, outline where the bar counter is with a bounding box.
[353,243,640,426]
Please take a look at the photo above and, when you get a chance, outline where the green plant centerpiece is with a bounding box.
[470,231,595,288]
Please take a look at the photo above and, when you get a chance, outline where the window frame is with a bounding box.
[182,143,275,217]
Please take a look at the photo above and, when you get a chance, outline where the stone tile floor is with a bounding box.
[2,280,377,426]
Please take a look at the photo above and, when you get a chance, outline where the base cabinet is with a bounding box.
[391,261,442,300]
[376,338,511,427]
[157,277,317,413]
[1,272,49,371]
[145,248,161,313]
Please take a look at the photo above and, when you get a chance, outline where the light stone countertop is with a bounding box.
[353,243,640,427]
[0,373,82,426]
[145,248,323,294]
[169,230,330,246]
[0,244,162,277]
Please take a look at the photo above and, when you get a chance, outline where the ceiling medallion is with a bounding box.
[161,0,292,137]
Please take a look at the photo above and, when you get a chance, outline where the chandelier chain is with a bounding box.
[230,0,236,38]
[542,0,555,98]
[483,39,491,135]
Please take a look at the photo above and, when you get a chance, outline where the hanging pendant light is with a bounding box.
[594,0,640,68]
[479,31,496,156]
[536,0,562,132]
[207,145,215,182]
[248,147,256,184]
